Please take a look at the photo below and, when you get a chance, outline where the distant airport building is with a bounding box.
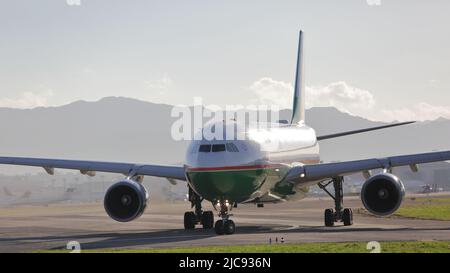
[434,169,450,188]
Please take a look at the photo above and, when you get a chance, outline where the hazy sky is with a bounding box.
[0,0,449,121]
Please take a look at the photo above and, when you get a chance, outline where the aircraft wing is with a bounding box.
[0,157,186,181]
[285,151,450,181]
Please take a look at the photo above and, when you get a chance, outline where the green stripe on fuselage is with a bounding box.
[186,166,289,203]
[187,168,267,203]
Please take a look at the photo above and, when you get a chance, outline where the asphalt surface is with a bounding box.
[1,194,450,252]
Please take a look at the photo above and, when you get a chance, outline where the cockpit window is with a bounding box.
[198,143,239,153]
[212,144,226,152]
[199,144,211,153]
[226,143,239,152]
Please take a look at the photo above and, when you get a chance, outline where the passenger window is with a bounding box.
[212,144,226,152]
[226,143,239,152]
[199,145,211,152]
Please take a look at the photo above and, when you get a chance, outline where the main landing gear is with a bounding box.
[318,176,353,227]
[184,187,214,230]
[213,199,235,235]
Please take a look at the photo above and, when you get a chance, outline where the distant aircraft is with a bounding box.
[161,186,188,202]
[21,190,31,199]
[0,187,74,207]
[420,184,443,194]
[1,31,449,234]
[3,187,14,197]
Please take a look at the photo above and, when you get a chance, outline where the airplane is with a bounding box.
[3,186,14,197]
[1,30,449,235]
[161,186,189,202]
[0,186,75,207]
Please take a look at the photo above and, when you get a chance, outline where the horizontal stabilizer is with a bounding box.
[317,121,415,141]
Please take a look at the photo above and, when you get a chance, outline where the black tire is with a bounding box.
[343,208,353,226]
[214,220,225,235]
[184,211,196,229]
[324,208,334,227]
[201,211,214,229]
[224,220,236,235]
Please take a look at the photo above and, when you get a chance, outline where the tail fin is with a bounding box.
[291,30,305,124]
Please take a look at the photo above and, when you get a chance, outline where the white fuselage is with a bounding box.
[184,120,320,203]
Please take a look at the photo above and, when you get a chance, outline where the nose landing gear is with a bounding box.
[214,219,235,235]
[213,199,235,235]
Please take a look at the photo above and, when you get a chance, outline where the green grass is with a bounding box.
[42,241,450,253]
[410,197,450,203]
[395,200,450,221]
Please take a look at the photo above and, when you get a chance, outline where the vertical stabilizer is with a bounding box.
[291,30,305,124]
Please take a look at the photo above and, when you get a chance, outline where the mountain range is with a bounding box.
[0,96,449,175]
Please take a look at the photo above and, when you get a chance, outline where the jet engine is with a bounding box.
[361,173,405,216]
[104,179,148,222]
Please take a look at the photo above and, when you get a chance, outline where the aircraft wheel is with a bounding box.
[184,211,196,229]
[224,220,235,235]
[324,208,334,227]
[201,211,214,229]
[343,208,353,226]
[214,220,225,235]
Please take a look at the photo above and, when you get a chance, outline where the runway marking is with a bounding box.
[19,233,213,245]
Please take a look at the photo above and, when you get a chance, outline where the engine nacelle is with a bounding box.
[104,179,148,222]
[361,173,405,216]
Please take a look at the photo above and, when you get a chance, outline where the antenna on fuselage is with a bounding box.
[290,30,305,124]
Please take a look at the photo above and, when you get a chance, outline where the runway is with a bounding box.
[1,195,450,252]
